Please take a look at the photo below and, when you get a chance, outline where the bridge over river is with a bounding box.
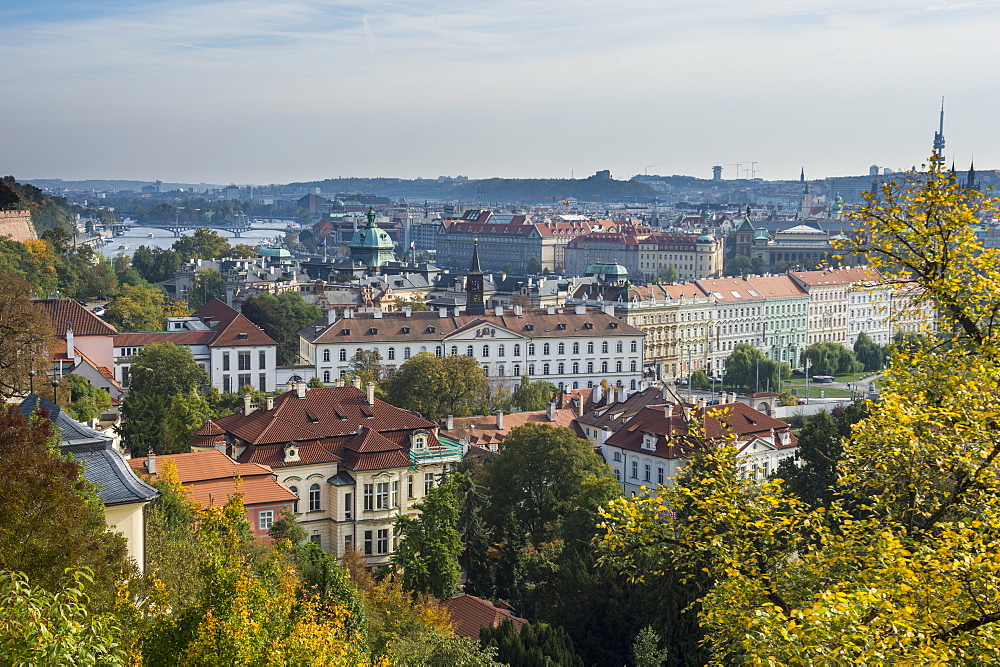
[126,219,300,238]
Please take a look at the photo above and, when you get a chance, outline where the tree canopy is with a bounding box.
[240,291,321,366]
[722,343,785,392]
[0,274,53,398]
[384,353,488,420]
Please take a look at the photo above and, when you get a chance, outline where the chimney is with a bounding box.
[326,309,337,325]
[266,396,274,410]
[446,414,454,430]
[575,305,586,315]
[296,381,307,399]
[439,307,448,318]
[546,305,555,315]
[494,305,503,317]
[664,403,672,418]
[373,308,383,319]
[215,440,227,455]
[496,410,504,430]
[729,392,738,404]
[146,451,156,474]
[366,381,375,406]
[603,304,615,316]
[514,304,523,316]
[719,392,726,404]
[286,378,295,392]
[66,328,75,360]
[403,306,412,318]
[243,392,254,415]
[698,398,707,410]
[344,308,353,319]
[547,401,557,422]
[577,396,584,417]
[334,377,344,387]
[454,306,461,316]
[353,376,362,389]
[592,384,603,404]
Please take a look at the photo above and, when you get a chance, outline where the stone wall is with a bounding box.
[0,210,37,242]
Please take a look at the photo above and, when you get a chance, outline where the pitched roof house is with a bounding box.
[441,594,528,640]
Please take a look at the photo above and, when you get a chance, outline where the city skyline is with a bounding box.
[2,0,998,184]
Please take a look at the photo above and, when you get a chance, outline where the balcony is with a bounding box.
[409,436,464,466]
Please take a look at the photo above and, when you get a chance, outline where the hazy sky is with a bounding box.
[2,0,998,184]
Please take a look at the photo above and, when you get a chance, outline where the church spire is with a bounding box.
[967,158,977,190]
[466,238,485,316]
[933,97,946,159]
[800,167,805,183]
[469,238,482,274]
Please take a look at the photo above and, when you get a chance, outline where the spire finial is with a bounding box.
[470,237,482,274]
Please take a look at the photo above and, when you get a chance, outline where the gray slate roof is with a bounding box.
[19,395,159,507]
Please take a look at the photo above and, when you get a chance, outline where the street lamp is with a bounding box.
[51,379,59,404]
[28,370,35,395]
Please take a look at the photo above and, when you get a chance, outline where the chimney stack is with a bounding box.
[146,451,156,474]
[215,440,227,456]
[373,308,383,319]
[547,401,557,422]
[446,414,454,430]
[439,307,448,318]
[266,396,274,410]
[353,376,362,390]
[66,328,75,360]
[366,381,375,406]
[326,309,337,325]
[577,396,584,417]
[404,306,412,318]
[592,384,603,404]
[243,392,254,415]
[496,410,504,430]
[494,305,503,317]
[296,381,307,399]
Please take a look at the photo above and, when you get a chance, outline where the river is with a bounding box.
[97,220,298,259]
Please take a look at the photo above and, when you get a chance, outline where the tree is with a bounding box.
[170,228,232,261]
[458,476,493,599]
[59,373,113,423]
[599,160,1000,662]
[0,405,135,611]
[188,267,225,311]
[480,619,583,666]
[393,474,464,600]
[132,246,182,283]
[633,625,667,667]
[241,292,321,366]
[103,283,168,332]
[722,343,781,392]
[510,376,558,412]
[853,331,886,371]
[269,508,307,545]
[0,274,53,398]
[384,353,488,420]
[119,343,209,457]
[290,542,367,642]
[348,349,388,386]
[689,369,710,390]
[526,257,542,274]
[800,341,863,376]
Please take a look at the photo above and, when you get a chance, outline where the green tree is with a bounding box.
[510,376,559,412]
[384,353,488,420]
[393,474,464,600]
[458,476,493,599]
[348,348,388,386]
[269,508,307,545]
[722,343,781,392]
[800,341,863,376]
[119,343,209,457]
[170,228,232,261]
[480,619,583,666]
[132,246,183,283]
[188,267,225,311]
[853,331,886,371]
[103,283,168,332]
[633,625,667,667]
[59,374,113,423]
[241,292,321,366]
[689,369,710,390]
[290,542,367,642]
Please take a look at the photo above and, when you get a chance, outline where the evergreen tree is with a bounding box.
[458,476,493,599]
[393,474,464,599]
[480,619,583,667]
[633,625,667,667]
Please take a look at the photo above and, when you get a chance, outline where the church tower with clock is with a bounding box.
[466,239,486,316]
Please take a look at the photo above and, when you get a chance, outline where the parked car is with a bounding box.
[792,368,806,376]
[796,398,807,405]
[812,375,835,383]
[92,306,107,316]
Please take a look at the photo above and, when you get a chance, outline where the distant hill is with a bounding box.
[286,177,658,203]
[26,179,222,192]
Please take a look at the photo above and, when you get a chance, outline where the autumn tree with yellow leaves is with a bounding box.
[598,157,1000,663]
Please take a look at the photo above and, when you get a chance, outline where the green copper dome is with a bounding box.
[350,207,396,267]
[697,234,715,243]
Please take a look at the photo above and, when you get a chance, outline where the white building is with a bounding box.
[299,304,646,392]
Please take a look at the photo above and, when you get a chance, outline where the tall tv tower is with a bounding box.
[933,97,946,158]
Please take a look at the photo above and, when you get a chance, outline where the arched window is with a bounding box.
[387,347,395,360]
[498,344,505,357]
[558,362,565,374]
[602,341,609,354]
[404,347,411,360]
[309,484,321,511]
[631,340,638,352]
[630,379,637,390]
[587,380,594,388]
[323,349,331,362]
[572,362,579,374]
[572,381,579,389]
[513,364,521,376]
[467,345,475,356]
[587,362,594,373]
[323,370,331,383]
[543,343,550,355]
[435,346,443,357]
[420,346,427,353]
[289,486,299,513]
[451,346,458,356]
[587,342,594,354]
[339,349,347,361]
[514,344,521,356]
[527,343,535,355]
[630,360,637,372]
[601,361,608,373]
[558,343,565,355]
[543,363,550,375]
[482,344,490,357]
[616,341,623,353]
[528,364,535,375]
[616,361,622,372]
[573,342,579,354]
[558,382,564,390]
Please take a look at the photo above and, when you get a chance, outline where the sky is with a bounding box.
[2,0,999,185]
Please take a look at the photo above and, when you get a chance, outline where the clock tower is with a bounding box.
[466,238,486,316]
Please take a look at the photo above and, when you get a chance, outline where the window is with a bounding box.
[435,346,443,357]
[631,340,638,352]
[223,375,231,393]
[644,464,651,482]
[482,344,490,357]
[657,467,664,484]
[377,529,389,555]
[258,510,273,531]
[527,343,535,355]
[616,361,622,372]
[388,347,395,360]
[364,530,373,555]
[364,484,374,511]
[542,363,549,375]
[238,352,251,370]
[616,341,623,353]
[344,493,353,520]
[424,472,435,494]
[339,349,347,361]
[587,342,594,354]
[498,365,505,376]
[238,374,251,388]
[615,468,621,481]
[513,364,521,376]
[528,364,535,375]
[323,370,331,383]
[557,362,564,374]
[601,361,608,373]
[612,451,621,462]
[309,484,321,511]
[404,347,411,359]
[558,343,565,354]
[498,344,505,357]
[223,353,230,371]
[259,374,266,391]
[543,343,550,355]
[259,350,267,368]
[392,481,399,507]
[310,534,321,547]
[451,346,458,356]
[467,345,475,357]
[602,342,609,354]
[572,362,579,374]
[514,344,521,356]
[631,461,639,478]
[631,360,637,372]
[573,342,579,354]
[289,486,298,513]
[344,535,353,552]
[587,362,594,373]
[377,482,389,509]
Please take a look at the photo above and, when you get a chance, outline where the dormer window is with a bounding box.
[525,324,534,331]
[238,332,248,339]
[609,322,619,329]
[641,433,657,451]
[369,327,378,335]
[402,326,410,334]
[341,328,351,335]
[427,326,436,333]
[283,441,301,463]
[583,322,594,329]
[557,322,566,330]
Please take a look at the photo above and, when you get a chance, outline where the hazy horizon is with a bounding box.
[3,1,997,184]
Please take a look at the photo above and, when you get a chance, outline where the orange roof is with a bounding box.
[789,266,880,287]
[194,299,277,348]
[745,275,808,299]
[39,299,118,337]
[182,476,297,508]
[128,450,274,484]
[441,409,584,448]
[441,595,527,640]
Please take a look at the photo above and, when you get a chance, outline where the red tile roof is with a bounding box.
[194,298,277,347]
[441,595,527,640]
[440,409,584,449]
[39,299,118,337]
